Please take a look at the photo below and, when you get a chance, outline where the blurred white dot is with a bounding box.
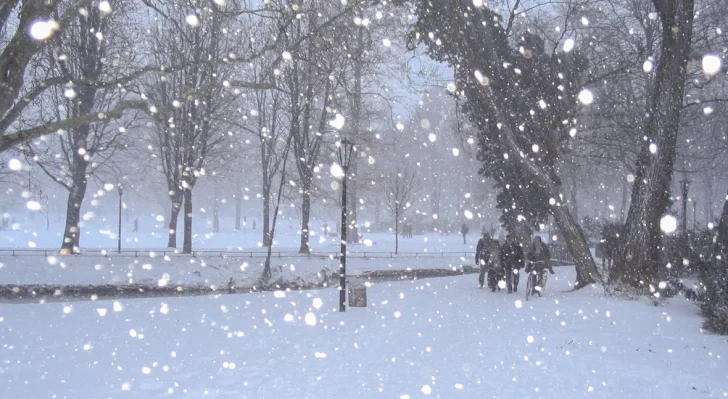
[29,20,58,40]
[382,38,391,47]
[527,335,535,343]
[329,114,345,130]
[396,123,404,131]
[8,158,22,171]
[473,0,483,7]
[703,106,713,115]
[649,143,658,154]
[142,367,151,374]
[98,1,112,14]
[186,15,200,27]
[702,54,722,75]
[643,60,654,73]
[578,89,594,105]
[26,201,42,211]
[305,312,317,326]
[313,298,323,309]
[284,314,294,322]
[660,215,678,234]
[563,38,575,52]
[428,133,436,142]
[515,300,523,308]
[464,210,473,219]
[330,163,344,179]
[421,385,432,394]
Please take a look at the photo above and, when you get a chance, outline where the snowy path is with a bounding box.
[1,268,725,398]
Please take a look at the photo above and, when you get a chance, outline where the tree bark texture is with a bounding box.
[611,0,695,289]
[60,171,88,254]
[299,188,311,254]
[167,194,182,248]
[183,187,193,254]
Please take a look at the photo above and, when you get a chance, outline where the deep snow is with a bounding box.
[1,218,726,398]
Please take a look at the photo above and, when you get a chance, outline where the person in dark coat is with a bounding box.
[526,236,555,296]
[476,232,500,290]
[500,234,524,293]
[461,223,469,244]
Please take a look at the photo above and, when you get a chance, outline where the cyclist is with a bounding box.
[526,236,554,296]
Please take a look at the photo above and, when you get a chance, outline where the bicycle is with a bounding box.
[525,263,549,301]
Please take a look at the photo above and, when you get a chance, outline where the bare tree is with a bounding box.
[611,0,696,290]
[144,0,237,253]
[282,4,342,254]
[381,166,418,254]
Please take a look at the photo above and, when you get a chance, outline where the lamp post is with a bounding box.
[692,197,697,231]
[680,178,691,236]
[118,184,123,253]
[337,139,354,312]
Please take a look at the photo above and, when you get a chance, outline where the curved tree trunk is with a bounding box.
[552,204,599,288]
[611,0,695,290]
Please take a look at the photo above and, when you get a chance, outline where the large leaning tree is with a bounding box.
[405,1,602,288]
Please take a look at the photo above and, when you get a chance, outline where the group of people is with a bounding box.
[475,232,554,295]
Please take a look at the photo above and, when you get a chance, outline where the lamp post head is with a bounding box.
[337,139,355,170]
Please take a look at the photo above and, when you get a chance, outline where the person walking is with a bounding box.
[461,223,469,244]
[500,234,524,293]
[476,232,498,290]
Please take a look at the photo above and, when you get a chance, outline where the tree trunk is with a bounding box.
[262,184,271,247]
[552,204,599,288]
[299,185,311,254]
[235,188,241,231]
[395,209,399,255]
[716,190,728,251]
[182,187,193,254]
[611,0,695,290]
[60,171,88,254]
[167,196,182,248]
[620,175,629,223]
[213,184,220,233]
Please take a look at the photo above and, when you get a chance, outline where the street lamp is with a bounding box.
[680,178,691,236]
[118,184,123,253]
[337,139,355,312]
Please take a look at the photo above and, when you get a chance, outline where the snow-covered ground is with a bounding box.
[2,268,726,398]
[1,218,726,398]
[0,219,477,288]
